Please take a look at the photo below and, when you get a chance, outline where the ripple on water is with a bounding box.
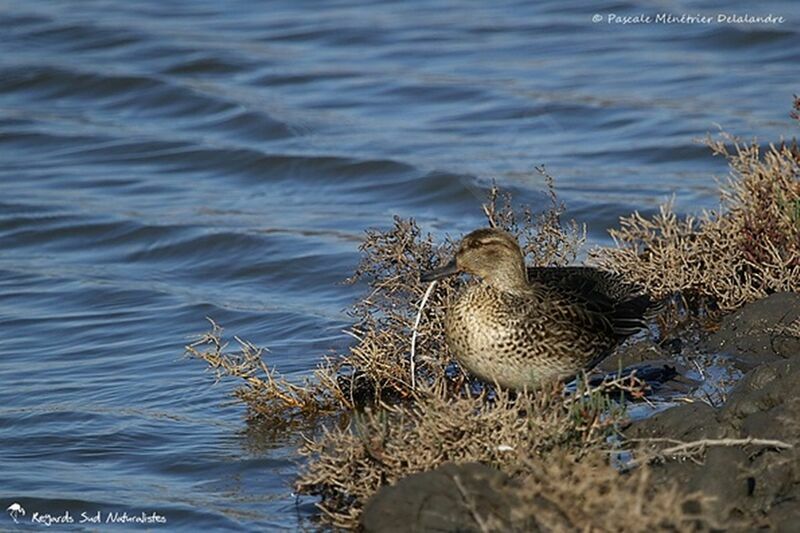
[0,0,797,529]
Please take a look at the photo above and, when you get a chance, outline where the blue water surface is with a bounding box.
[0,0,796,529]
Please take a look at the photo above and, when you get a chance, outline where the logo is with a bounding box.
[7,503,25,524]
[5,502,166,526]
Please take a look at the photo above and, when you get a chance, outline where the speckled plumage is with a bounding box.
[421,229,657,390]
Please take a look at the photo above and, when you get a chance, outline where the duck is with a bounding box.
[420,228,658,390]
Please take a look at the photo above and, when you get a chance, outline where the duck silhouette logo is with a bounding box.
[6,503,25,523]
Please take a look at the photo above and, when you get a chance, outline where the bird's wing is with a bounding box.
[527,266,656,338]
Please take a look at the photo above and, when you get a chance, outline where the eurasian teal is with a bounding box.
[421,228,657,390]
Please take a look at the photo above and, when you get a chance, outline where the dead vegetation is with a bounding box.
[188,176,624,527]
[482,166,586,266]
[591,134,800,312]
[507,452,714,532]
[186,116,799,528]
[627,437,794,467]
[185,318,343,427]
[297,382,632,528]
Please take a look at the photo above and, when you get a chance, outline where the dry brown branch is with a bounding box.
[186,179,599,526]
[295,375,639,527]
[770,317,800,338]
[185,318,340,424]
[592,133,799,312]
[627,437,793,467]
[508,452,716,532]
[452,474,491,533]
[574,369,650,401]
[482,170,586,267]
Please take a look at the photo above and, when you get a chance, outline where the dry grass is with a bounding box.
[482,166,586,266]
[187,176,587,421]
[591,134,799,312]
[297,382,631,528]
[507,452,714,532]
[186,115,799,528]
[185,318,344,426]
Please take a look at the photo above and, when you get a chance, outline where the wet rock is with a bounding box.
[598,338,672,371]
[703,292,800,369]
[626,358,800,527]
[721,358,800,433]
[660,336,684,356]
[596,338,685,394]
[361,462,527,533]
[623,294,800,528]
[626,401,727,442]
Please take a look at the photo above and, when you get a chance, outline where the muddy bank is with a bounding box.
[362,292,800,532]
[361,462,525,532]
[702,291,800,368]
[629,292,800,529]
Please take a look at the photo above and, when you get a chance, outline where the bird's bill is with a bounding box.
[420,258,459,282]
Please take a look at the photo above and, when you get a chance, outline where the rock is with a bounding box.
[625,293,800,526]
[626,401,727,442]
[361,462,527,533]
[770,501,800,533]
[702,292,800,368]
[625,353,800,527]
[721,358,800,432]
[597,338,673,372]
[684,446,751,519]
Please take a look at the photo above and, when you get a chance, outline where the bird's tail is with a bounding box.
[611,293,662,337]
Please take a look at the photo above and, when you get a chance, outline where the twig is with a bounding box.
[570,370,649,401]
[410,280,437,390]
[481,183,499,228]
[660,437,792,454]
[628,437,793,466]
[341,329,363,342]
[452,474,490,533]
[691,358,706,380]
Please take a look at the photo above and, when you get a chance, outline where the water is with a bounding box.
[0,0,796,529]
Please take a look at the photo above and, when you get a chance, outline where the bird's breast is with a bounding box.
[444,286,539,384]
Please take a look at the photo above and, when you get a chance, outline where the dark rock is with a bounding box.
[361,462,528,533]
[660,336,684,355]
[626,401,727,442]
[598,338,673,371]
[769,500,800,533]
[686,446,751,521]
[626,334,800,528]
[625,293,800,526]
[624,403,739,522]
[721,358,800,433]
[703,292,800,369]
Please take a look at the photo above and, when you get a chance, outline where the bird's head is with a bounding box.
[421,228,528,292]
